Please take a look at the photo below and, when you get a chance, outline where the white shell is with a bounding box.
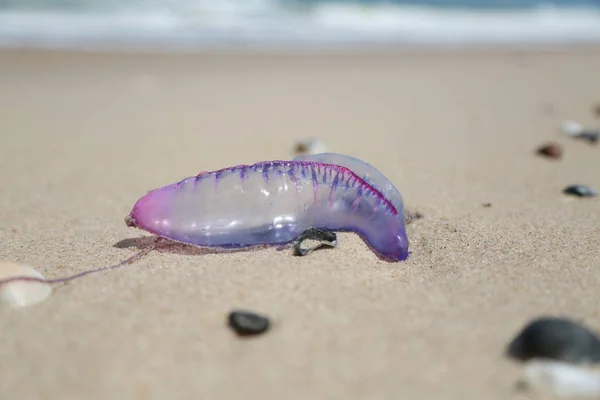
[562,120,584,136]
[294,139,327,155]
[0,261,52,308]
[523,359,600,398]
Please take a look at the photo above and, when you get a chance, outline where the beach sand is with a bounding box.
[0,46,599,399]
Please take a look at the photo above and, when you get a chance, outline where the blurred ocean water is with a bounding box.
[0,0,600,49]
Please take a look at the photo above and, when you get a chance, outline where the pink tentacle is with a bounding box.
[0,238,158,287]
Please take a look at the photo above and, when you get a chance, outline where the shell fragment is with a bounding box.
[0,261,52,308]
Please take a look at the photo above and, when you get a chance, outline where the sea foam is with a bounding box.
[0,0,599,50]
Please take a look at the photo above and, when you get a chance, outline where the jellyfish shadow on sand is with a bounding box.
[113,235,291,257]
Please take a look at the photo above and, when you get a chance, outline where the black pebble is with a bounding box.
[506,317,600,364]
[293,227,337,257]
[563,184,597,198]
[228,310,270,336]
[575,131,599,144]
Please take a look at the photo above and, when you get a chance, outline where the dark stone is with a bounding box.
[563,184,597,198]
[228,310,270,336]
[575,131,599,144]
[536,143,563,160]
[506,317,600,364]
[293,227,337,257]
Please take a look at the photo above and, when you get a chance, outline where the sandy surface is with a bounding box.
[0,46,599,400]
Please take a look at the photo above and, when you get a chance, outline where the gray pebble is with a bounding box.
[507,317,600,364]
[574,131,599,144]
[563,185,597,198]
[228,310,270,336]
[293,227,337,257]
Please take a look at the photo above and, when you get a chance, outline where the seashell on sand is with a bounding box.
[0,261,52,308]
[522,359,600,398]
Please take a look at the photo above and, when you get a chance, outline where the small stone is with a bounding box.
[0,261,52,308]
[293,227,337,257]
[576,131,600,144]
[563,185,597,198]
[228,310,270,336]
[561,120,599,144]
[294,139,327,155]
[536,143,562,160]
[507,317,600,364]
[482,202,492,208]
